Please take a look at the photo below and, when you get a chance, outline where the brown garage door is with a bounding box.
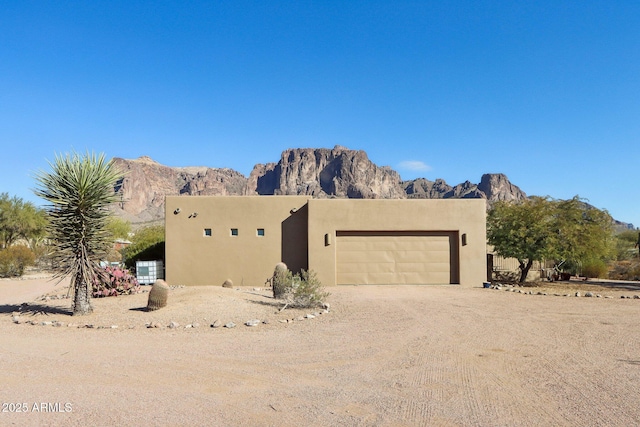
[336,231,459,285]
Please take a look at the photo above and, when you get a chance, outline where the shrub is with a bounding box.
[92,266,140,297]
[581,259,608,279]
[121,225,165,269]
[0,245,35,277]
[609,260,640,281]
[273,266,329,308]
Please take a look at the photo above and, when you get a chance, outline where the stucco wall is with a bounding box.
[165,196,486,288]
[306,199,487,287]
[165,195,310,286]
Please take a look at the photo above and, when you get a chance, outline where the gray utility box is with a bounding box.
[136,260,164,285]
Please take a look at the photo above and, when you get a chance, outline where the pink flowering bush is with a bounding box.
[92,266,140,298]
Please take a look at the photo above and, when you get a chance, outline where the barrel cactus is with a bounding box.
[147,279,169,311]
[272,262,291,298]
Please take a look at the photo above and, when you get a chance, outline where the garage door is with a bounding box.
[336,231,458,285]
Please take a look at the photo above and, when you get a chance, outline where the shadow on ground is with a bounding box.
[0,303,72,316]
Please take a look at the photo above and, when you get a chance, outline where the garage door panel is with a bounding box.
[336,231,457,285]
[338,250,396,264]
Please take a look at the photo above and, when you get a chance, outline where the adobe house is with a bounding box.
[164,196,486,287]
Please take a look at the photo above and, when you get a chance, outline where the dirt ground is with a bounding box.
[2,275,640,426]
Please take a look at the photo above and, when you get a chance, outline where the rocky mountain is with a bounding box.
[109,147,530,224]
[246,146,406,199]
[110,156,246,223]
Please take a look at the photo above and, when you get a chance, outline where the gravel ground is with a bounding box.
[2,275,640,426]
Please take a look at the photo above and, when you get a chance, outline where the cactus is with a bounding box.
[272,262,291,298]
[147,279,169,311]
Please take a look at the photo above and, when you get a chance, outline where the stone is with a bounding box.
[224,322,236,328]
[11,315,21,324]
[192,323,200,328]
[305,314,315,319]
[575,292,581,297]
[168,321,179,329]
[245,319,260,327]
[211,320,222,328]
[584,292,594,297]
[222,279,233,288]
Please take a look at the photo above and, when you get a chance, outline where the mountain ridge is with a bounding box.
[109,146,634,230]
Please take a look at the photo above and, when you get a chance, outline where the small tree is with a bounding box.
[488,196,615,283]
[488,197,557,282]
[0,193,47,249]
[34,152,122,315]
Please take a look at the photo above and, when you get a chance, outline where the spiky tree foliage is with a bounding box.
[34,152,122,315]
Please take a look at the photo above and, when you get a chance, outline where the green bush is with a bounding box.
[0,245,35,277]
[121,225,165,268]
[273,267,329,308]
[581,259,608,279]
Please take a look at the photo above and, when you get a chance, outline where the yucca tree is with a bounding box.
[34,152,122,315]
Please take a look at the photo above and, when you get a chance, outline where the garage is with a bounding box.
[335,231,459,285]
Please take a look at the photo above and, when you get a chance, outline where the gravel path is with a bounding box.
[2,276,640,426]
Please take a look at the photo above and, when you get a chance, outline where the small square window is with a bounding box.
[257,228,265,236]
[231,228,239,236]
[204,228,212,237]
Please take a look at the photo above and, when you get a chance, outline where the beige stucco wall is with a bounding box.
[165,195,310,286]
[306,199,487,287]
[165,196,486,288]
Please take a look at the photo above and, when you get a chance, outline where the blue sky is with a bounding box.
[1,1,638,227]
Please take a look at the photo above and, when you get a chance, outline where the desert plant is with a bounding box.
[34,151,122,315]
[0,245,36,277]
[580,259,608,279]
[272,262,291,298]
[92,266,140,297]
[147,279,169,311]
[273,266,329,309]
[608,260,640,281]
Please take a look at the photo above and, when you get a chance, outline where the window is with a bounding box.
[257,228,265,236]
[204,228,212,237]
[231,228,239,236]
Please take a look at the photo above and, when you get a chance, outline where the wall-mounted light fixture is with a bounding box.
[290,207,298,214]
[325,233,332,246]
[461,233,467,246]
[189,212,198,218]
[174,208,181,215]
